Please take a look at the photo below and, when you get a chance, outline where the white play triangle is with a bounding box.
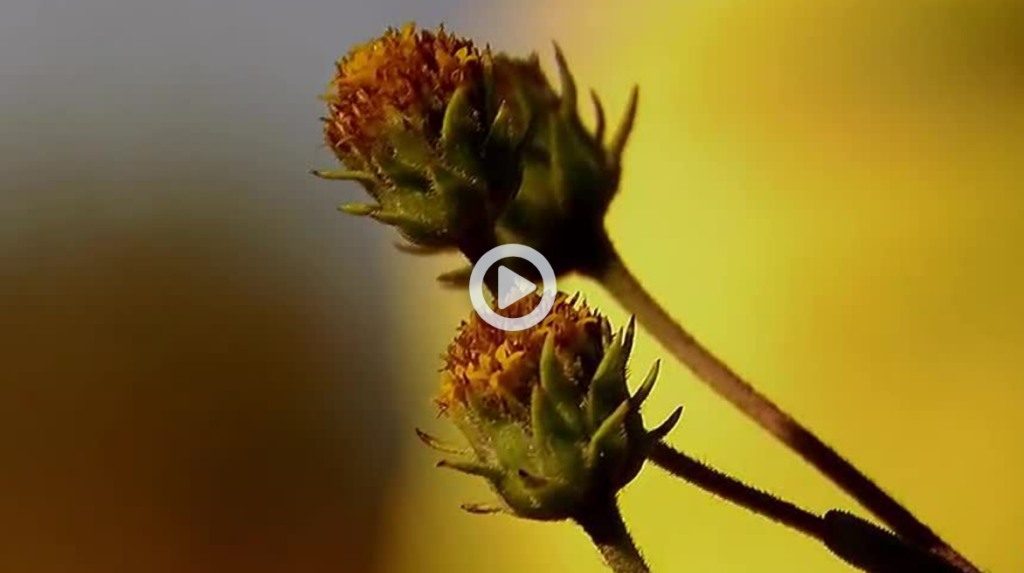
[497,266,537,309]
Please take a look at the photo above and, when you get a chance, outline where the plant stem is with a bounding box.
[650,442,969,573]
[576,500,650,573]
[822,510,972,573]
[649,441,827,541]
[590,241,979,573]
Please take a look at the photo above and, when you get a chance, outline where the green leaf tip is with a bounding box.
[590,89,606,143]
[436,266,474,287]
[587,400,631,464]
[648,406,684,442]
[552,42,577,117]
[441,84,481,147]
[623,316,637,357]
[610,85,639,162]
[370,210,419,227]
[393,241,454,256]
[312,169,378,184]
[531,384,577,448]
[461,502,507,515]
[338,203,377,216]
[631,360,661,408]
[438,459,503,481]
[416,428,470,456]
[540,332,585,432]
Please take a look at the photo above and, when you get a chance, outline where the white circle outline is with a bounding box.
[469,244,557,332]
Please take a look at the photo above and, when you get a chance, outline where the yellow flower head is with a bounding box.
[439,293,604,413]
[324,23,489,162]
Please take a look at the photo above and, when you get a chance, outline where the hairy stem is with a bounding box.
[576,500,650,573]
[650,442,968,573]
[649,441,826,540]
[589,240,979,573]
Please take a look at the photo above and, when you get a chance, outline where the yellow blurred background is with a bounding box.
[2,0,1020,572]
[390,1,1023,572]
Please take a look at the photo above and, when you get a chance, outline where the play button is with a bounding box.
[497,266,537,309]
[468,244,557,331]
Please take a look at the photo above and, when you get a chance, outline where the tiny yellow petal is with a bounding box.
[324,24,489,162]
[438,293,600,412]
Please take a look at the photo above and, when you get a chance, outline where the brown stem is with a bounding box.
[591,242,980,573]
[649,441,826,540]
[650,442,971,573]
[576,500,651,573]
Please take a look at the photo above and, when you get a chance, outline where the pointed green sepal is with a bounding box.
[592,332,624,384]
[590,89,606,143]
[587,329,632,428]
[370,210,420,227]
[586,400,631,465]
[416,428,471,456]
[441,85,488,177]
[631,360,661,408]
[485,100,523,151]
[436,265,473,287]
[312,169,378,184]
[374,154,431,190]
[430,163,483,206]
[553,43,577,118]
[338,203,378,216]
[531,385,577,449]
[461,502,507,515]
[648,406,684,442]
[540,332,584,433]
[383,114,435,165]
[550,109,603,207]
[622,316,637,356]
[610,85,639,163]
[441,84,480,144]
[394,241,454,256]
[437,459,504,481]
[600,315,614,348]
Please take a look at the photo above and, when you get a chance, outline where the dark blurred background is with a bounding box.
[0,1,486,571]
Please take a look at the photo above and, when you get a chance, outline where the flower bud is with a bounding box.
[316,24,529,252]
[421,294,682,521]
[490,47,639,275]
[315,25,638,278]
